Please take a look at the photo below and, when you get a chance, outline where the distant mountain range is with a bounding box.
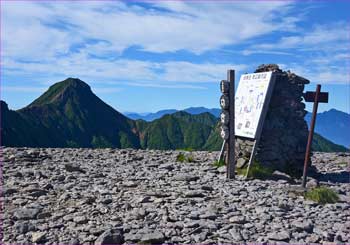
[128,107,350,148]
[1,78,348,153]
[125,107,220,121]
[305,109,350,148]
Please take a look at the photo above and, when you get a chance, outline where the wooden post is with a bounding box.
[227,70,235,179]
[302,84,321,188]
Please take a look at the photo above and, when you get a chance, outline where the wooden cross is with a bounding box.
[301,84,329,188]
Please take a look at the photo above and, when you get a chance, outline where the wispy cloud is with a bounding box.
[3,56,247,85]
[244,22,350,53]
[2,1,296,59]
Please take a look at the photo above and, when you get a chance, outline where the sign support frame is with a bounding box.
[245,72,277,179]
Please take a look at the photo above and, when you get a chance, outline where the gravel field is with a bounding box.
[2,148,350,244]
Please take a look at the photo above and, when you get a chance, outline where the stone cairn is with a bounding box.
[235,64,310,176]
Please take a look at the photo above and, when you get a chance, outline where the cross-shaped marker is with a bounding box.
[302,84,329,188]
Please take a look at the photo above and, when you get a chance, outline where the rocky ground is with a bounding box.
[2,148,350,244]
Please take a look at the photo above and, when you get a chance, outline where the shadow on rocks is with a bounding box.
[313,171,350,184]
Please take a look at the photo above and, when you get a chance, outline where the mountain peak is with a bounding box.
[1,100,9,111]
[28,78,92,107]
[61,77,90,88]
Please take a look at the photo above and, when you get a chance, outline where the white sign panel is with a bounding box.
[235,71,273,139]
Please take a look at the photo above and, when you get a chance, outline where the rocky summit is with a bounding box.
[2,148,350,244]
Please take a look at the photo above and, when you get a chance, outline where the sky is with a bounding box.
[1,0,350,114]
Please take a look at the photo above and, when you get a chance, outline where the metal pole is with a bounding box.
[302,84,321,188]
[218,140,226,162]
[227,70,235,179]
[245,140,257,179]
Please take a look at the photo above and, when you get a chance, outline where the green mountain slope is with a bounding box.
[2,78,140,148]
[312,133,348,152]
[2,77,347,153]
[139,111,217,150]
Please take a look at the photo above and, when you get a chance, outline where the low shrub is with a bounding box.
[304,187,339,204]
[236,161,273,179]
[176,152,186,162]
[176,152,195,163]
[213,159,225,168]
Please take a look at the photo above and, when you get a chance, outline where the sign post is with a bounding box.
[227,70,235,179]
[219,70,235,179]
[220,70,275,179]
[301,84,328,188]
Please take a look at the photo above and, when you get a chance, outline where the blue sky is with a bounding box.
[1,0,350,114]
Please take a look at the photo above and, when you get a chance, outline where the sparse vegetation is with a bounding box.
[213,159,225,167]
[336,162,348,167]
[236,161,273,179]
[304,187,339,204]
[176,152,186,162]
[187,155,195,163]
[178,147,194,152]
[176,152,195,163]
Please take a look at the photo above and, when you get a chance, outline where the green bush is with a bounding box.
[176,152,186,162]
[304,187,339,204]
[176,152,195,163]
[213,159,225,167]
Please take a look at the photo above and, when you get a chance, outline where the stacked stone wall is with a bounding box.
[235,64,310,175]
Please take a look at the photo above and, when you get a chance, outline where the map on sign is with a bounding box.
[235,71,274,139]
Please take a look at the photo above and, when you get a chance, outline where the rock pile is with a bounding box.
[235,64,310,175]
[2,147,350,244]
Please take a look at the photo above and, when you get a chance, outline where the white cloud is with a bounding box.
[245,22,350,52]
[2,0,296,60]
[3,55,247,85]
[279,63,350,85]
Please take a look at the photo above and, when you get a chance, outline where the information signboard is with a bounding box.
[235,71,274,139]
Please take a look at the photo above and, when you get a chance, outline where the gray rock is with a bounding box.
[95,229,124,245]
[32,232,46,243]
[173,174,199,182]
[291,220,313,233]
[139,231,165,244]
[101,198,113,205]
[37,212,51,219]
[15,222,36,234]
[65,163,85,173]
[217,166,226,173]
[272,170,293,182]
[4,188,17,195]
[306,178,319,188]
[14,208,40,220]
[74,216,88,224]
[26,188,48,197]
[229,228,243,241]
[183,190,205,198]
[267,230,290,241]
[229,216,246,224]
[237,158,247,168]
